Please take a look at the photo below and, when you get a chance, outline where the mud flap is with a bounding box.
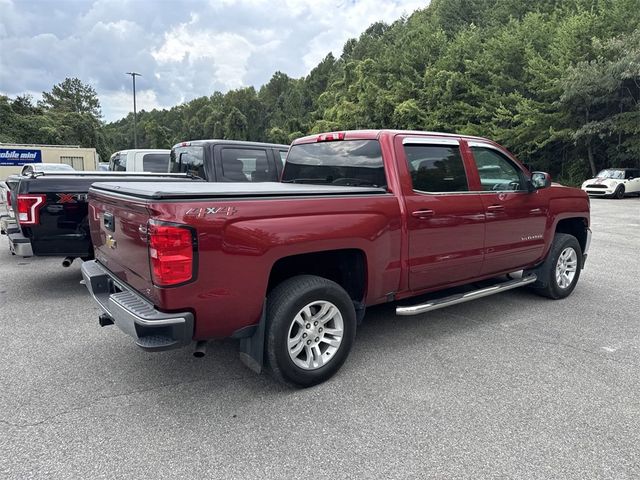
[238,302,266,374]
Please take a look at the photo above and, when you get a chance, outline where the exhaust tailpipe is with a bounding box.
[62,256,76,268]
[193,341,207,358]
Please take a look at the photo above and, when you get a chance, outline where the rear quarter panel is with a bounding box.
[149,194,402,339]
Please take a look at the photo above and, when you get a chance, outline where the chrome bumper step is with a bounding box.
[396,273,538,316]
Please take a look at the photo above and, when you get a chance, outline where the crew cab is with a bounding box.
[81,130,591,387]
[3,140,288,264]
[169,140,288,181]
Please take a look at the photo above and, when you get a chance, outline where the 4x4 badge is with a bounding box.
[185,206,238,217]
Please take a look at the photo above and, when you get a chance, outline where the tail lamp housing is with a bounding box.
[148,221,197,287]
[6,189,11,207]
[17,194,46,225]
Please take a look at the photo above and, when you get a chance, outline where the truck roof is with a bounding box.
[291,129,491,145]
[172,139,289,149]
[90,181,387,200]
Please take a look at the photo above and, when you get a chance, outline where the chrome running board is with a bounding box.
[396,274,537,316]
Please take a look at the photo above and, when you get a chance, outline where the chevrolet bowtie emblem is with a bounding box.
[106,234,117,249]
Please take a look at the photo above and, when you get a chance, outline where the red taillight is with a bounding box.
[148,222,195,286]
[316,132,345,142]
[6,190,11,207]
[17,194,46,225]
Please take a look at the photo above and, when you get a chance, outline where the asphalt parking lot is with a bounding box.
[1,197,639,479]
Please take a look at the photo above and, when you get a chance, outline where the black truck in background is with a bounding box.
[3,172,199,262]
[1,140,288,266]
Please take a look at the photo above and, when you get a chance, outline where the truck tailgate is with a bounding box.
[89,190,155,300]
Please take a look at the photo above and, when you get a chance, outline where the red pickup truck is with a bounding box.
[81,130,591,387]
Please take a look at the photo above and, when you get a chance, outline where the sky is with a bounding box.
[0,0,428,122]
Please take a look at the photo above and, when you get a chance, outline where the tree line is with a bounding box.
[1,0,638,183]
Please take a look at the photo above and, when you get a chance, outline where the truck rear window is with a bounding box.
[142,153,170,173]
[170,146,205,178]
[283,140,386,187]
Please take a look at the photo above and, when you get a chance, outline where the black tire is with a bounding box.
[613,185,625,199]
[530,233,582,299]
[266,275,356,387]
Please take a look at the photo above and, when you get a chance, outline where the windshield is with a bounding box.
[596,169,624,179]
[283,140,386,187]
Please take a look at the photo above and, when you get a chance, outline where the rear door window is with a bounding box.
[170,146,205,178]
[404,144,468,193]
[142,153,170,173]
[219,148,275,182]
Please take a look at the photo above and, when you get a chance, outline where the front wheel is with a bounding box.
[613,185,625,199]
[530,233,582,299]
[266,275,356,387]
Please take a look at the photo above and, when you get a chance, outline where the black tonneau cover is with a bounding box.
[18,172,195,194]
[90,181,387,199]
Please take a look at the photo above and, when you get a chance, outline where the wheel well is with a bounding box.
[267,249,367,302]
[555,218,588,252]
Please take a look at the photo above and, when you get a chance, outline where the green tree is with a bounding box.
[224,107,248,140]
[40,77,102,119]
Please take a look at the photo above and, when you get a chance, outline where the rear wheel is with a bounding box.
[266,275,356,387]
[531,233,582,299]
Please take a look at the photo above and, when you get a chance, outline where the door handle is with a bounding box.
[412,209,435,218]
[487,205,505,212]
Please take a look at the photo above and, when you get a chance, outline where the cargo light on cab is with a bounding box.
[316,132,345,142]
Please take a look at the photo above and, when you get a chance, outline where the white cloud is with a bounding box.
[153,25,255,89]
[100,88,165,120]
[0,0,430,121]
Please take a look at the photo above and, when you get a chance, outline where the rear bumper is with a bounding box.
[7,230,33,256]
[81,260,194,351]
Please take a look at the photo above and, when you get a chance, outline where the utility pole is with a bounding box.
[125,72,141,148]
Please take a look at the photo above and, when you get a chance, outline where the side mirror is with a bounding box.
[530,171,551,191]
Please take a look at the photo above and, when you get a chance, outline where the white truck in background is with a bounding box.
[109,149,171,173]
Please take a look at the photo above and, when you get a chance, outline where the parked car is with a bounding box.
[109,149,171,173]
[581,168,640,198]
[4,172,198,262]
[81,130,591,387]
[20,163,75,175]
[3,140,289,265]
